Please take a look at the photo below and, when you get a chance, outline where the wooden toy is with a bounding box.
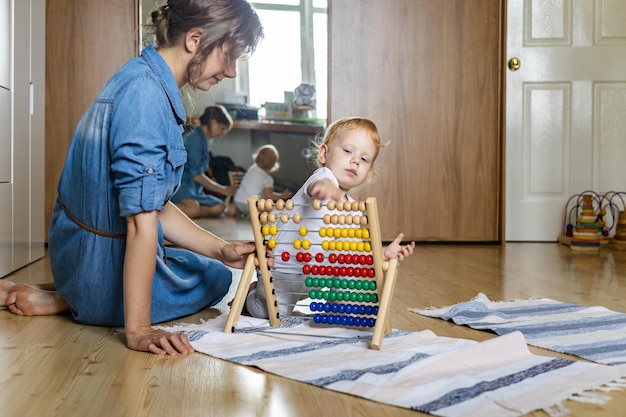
[224,196,399,350]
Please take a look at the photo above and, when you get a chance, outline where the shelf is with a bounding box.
[233,119,324,135]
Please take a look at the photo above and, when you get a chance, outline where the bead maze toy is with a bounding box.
[224,196,399,350]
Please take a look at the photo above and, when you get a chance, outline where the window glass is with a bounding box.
[313,12,327,120]
[248,9,302,106]
[254,0,300,5]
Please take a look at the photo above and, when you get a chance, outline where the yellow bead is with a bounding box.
[293,239,302,249]
[269,225,278,235]
[322,240,329,250]
[302,239,311,249]
[319,227,327,237]
[357,241,364,252]
[336,241,343,251]
[362,228,370,239]
[328,241,336,250]
[364,242,371,252]
[355,229,363,238]
[262,225,270,235]
[268,238,277,249]
[333,228,341,238]
[341,228,348,238]
[350,241,357,251]
[348,228,355,238]
[299,225,308,236]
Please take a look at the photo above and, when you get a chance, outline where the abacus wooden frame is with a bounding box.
[224,196,399,350]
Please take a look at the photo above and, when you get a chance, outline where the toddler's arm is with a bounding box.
[383,233,415,261]
[307,178,345,202]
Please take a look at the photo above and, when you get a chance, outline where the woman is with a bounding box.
[171,105,236,218]
[2,0,263,355]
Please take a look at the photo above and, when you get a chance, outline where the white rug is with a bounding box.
[163,315,626,417]
[411,293,626,366]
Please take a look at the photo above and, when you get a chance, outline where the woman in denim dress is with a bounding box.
[2,0,263,355]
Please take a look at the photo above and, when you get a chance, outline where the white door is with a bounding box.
[506,0,626,241]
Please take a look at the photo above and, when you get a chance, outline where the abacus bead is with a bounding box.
[336,241,343,251]
[327,201,335,211]
[276,199,285,210]
[268,238,277,249]
[265,199,273,211]
[257,199,265,209]
[346,215,353,225]
[361,215,368,226]
[293,213,302,224]
[262,225,270,235]
[286,200,294,210]
[313,200,322,210]
[293,239,302,249]
[268,212,277,223]
[302,239,311,249]
[351,201,359,211]
[305,277,313,287]
[319,227,327,237]
[322,241,329,250]
[281,252,290,262]
[299,225,308,236]
[364,242,371,252]
[359,201,366,211]
[302,264,311,274]
[362,228,370,239]
[323,214,331,224]
[281,213,289,223]
[350,241,357,251]
[260,212,268,224]
[353,215,360,225]
[338,215,346,225]
[331,214,338,224]
[269,225,278,235]
[296,252,304,262]
[303,252,312,262]
[337,201,344,211]
[315,253,324,262]
[328,253,337,263]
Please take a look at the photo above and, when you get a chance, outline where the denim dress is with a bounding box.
[48,45,232,327]
[169,126,224,207]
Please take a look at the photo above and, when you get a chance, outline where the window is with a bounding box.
[240,1,327,121]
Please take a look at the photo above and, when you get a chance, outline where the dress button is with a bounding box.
[147,168,154,174]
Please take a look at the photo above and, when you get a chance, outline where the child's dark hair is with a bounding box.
[200,105,233,128]
[145,0,263,90]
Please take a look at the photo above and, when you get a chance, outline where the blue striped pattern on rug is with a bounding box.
[163,314,626,417]
[411,293,626,366]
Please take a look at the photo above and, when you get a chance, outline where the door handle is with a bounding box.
[508,57,521,71]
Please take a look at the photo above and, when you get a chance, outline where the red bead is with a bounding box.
[366,255,374,265]
[296,252,304,262]
[303,265,311,274]
[312,265,319,275]
[344,254,352,264]
[353,267,361,277]
[281,252,290,262]
[304,252,312,262]
[347,267,354,276]
[329,253,337,263]
[359,255,367,265]
[368,268,375,278]
[340,267,347,276]
[333,266,340,276]
[324,266,332,276]
[337,254,345,264]
[315,253,324,262]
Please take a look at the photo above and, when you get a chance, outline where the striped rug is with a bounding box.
[410,293,626,366]
[163,314,626,417]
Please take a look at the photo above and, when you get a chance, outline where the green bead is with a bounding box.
[305,277,313,287]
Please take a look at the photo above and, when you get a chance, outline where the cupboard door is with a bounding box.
[328,0,503,242]
[0,0,9,88]
[0,87,9,183]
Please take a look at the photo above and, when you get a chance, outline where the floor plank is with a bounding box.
[2,219,626,417]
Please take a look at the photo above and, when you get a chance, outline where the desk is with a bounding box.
[233,119,324,135]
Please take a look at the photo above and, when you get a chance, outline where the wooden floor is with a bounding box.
[3,217,626,417]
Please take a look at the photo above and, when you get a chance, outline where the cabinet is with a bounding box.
[328,0,503,242]
[0,0,45,277]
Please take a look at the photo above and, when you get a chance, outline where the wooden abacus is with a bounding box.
[224,195,399,350]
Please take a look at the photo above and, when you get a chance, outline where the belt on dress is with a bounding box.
[59,201,168,264]
[60,201,126,239]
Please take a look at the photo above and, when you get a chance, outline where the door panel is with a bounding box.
[506,0,626,241]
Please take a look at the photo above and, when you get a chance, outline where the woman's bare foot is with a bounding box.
[224,204,237,218]
[0,279,15,308]
[5,283,69,316]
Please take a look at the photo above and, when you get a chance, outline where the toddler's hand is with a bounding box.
[383,233,415,262]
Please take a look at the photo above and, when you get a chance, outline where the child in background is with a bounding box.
[244,117,416,319]
[228,144,293,217]
[171,105,237,218]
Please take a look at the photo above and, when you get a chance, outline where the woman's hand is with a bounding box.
[219,241,256,269]
[126,326,195,355]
